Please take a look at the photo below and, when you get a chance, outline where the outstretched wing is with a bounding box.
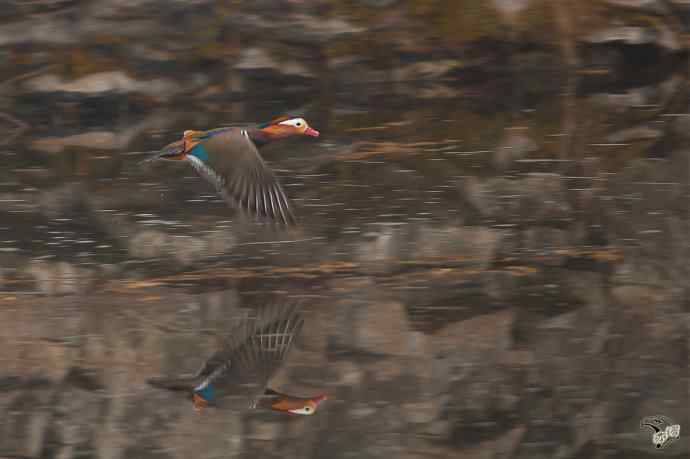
[208,301,304,407]
[186,129,296,225]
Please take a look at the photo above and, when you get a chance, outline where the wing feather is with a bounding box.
[187,129,296,224]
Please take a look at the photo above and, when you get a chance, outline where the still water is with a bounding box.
[0,68,688,458]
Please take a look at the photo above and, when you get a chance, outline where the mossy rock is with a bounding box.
[407,0,506,45]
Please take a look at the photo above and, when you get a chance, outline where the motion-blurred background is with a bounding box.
[0,1,688,458]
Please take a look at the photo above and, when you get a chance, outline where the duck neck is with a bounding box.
[259,389,306,411]
[247,127,282,148]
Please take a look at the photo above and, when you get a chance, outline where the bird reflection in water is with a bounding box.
[147,301,327,415]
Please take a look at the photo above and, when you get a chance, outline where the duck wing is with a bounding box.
[199,302,304,408]
[186,128,296,225]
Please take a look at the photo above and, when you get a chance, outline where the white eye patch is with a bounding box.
[278,118,306,128]
[288,406,315,415]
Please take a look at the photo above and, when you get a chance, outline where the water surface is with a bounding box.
[0,68,688,458]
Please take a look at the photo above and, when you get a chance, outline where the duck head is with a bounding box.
[252,116,319,146]
[270,393,327,416]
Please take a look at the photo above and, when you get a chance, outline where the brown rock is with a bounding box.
[128,230,169,259]
[205,231,236,256]
[571,403,609,450]
[247,419,282,441]
[454,425,526,459]
[54,262,81,295]
[355,227,399,272]
[24,71,179,96]
[170,235,208,266]
[606,125,662,143]
[493,129,538,170]
[362,358,403,382]
[351,301,412,356]
[333,360,364,387]
[433,309,514,361]
[32,132,122,154]
[611,285,665,308]
[415,226,501,270]
[25,261,91,296]
[401,399,443,424]
[492,0,530,18]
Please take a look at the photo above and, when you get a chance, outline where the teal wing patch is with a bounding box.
[189,144,209,163]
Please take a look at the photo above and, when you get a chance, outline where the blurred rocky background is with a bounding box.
[0,1,689,459]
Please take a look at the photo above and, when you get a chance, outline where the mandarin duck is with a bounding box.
[147,302,327,415]
[143,116,320,224]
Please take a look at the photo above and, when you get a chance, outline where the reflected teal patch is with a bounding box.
[195,384,213,402]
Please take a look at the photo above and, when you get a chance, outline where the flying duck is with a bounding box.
[143,116,320,224]
[147,302,327,415]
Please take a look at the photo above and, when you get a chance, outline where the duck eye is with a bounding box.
[305,407,311,412]
[296,122,302,127]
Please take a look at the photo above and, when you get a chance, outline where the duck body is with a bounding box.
[144,117,319,224]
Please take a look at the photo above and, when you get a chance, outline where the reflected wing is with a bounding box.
[186,129,296,225]
[193,349,232,380]
[211,301,304,406]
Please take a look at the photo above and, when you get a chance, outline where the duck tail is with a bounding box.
[146,376,195,392]
[138,140,186,166]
